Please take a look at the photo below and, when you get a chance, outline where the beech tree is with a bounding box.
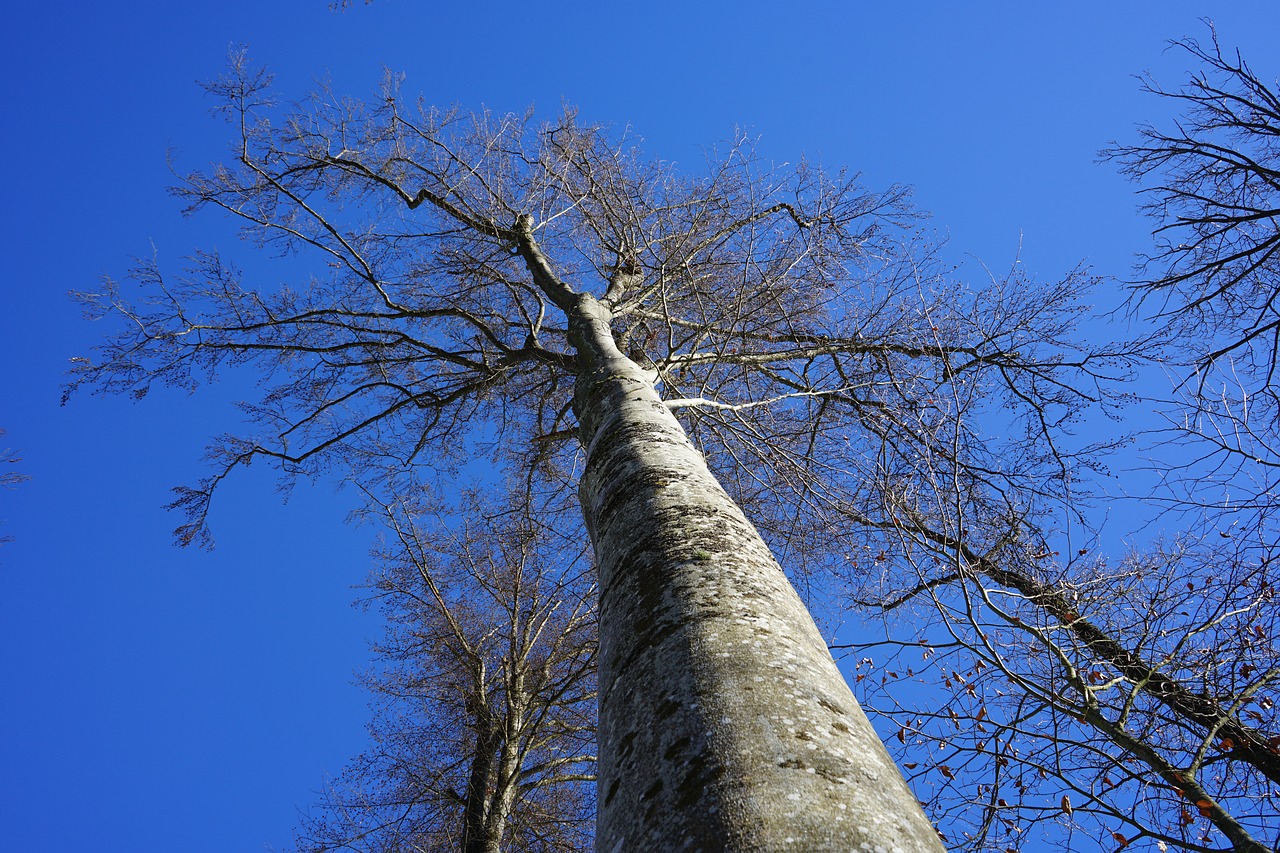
[296,485,596,853]
[72,52,1127,850]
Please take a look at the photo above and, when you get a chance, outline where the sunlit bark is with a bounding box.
[564,290,942,850]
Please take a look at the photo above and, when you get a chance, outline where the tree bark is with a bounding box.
[570,293,943,853]
[462,681,500,853]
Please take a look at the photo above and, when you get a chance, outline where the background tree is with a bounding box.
[1105,26,1280,531]
[1110,27,1280,384]
[824,29,1280,853]
[296,483,596,853]
[838,515,1279,852]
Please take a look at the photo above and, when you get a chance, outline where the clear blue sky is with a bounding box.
[3,3,1278,850]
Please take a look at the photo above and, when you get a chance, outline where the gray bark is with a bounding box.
[461,691,499,853]
[569,292,944,853]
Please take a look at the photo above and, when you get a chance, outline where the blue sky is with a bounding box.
[3,2,1280,850]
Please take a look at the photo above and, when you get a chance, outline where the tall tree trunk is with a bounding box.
[570,293,943,853]
[480,673,526,853]
[482,731,522,853]
[462,679,499,853]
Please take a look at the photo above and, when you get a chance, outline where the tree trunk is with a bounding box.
[481,682,525,853]
[462,679,499,853]
[570,293,943,853]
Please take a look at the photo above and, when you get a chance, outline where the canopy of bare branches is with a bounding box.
[71,52,1131,576]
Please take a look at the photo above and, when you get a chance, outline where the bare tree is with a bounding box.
[815,29,1280,853]
[1107,26,1280,391]
[1105,26,1280,530]
[70,52,1132,850]
[837,508,1279,852]
[296,484,595,853]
